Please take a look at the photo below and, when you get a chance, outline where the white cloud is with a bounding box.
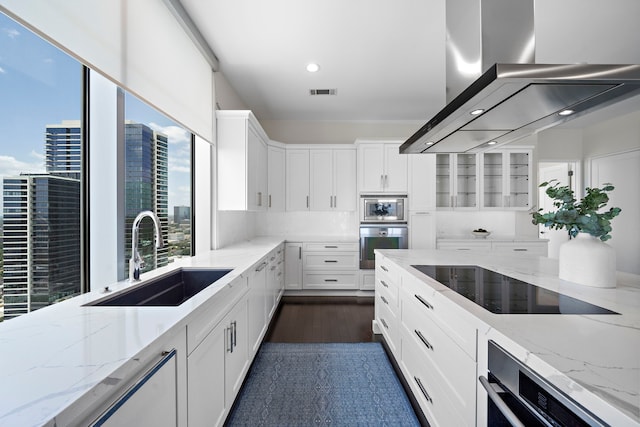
[0,154,45,177]
[148,122,190,144]
[0,66,5,74]
[30,150,45,161]
[2,27,20,39]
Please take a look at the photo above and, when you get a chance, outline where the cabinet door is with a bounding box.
[284,243,303,289]
[482,152,504,208]
[454,154,477,208]
[358,143,385,192]
[409,154,436,210]
[507,151,531,209]
[309,149,333,211]
[267,145,285,211]
[383,143,408,192]
[286,149,310,211]
[188,327,226,427]
[225,299,249,406]
[333,149,356,211]
[247,261,267,355]
[247,127,267,211]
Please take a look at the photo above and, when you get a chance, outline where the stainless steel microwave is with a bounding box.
[361,195,407,223]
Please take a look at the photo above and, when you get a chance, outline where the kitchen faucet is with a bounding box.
[129,210,164,282]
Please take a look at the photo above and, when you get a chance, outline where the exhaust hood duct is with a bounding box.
[399,0,640,154]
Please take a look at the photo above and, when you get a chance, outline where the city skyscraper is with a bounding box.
[124,121,169,275]
[45,120,82,179]
[173,205,191,223]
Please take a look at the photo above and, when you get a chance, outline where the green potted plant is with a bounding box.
[532,180,621,288]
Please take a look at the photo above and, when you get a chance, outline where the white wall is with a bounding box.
[216,211,259,248]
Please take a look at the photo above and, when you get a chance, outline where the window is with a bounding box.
[122,93,192,278]
[0,12,83,320]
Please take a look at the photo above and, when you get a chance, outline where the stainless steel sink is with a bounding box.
[86,268,232,307]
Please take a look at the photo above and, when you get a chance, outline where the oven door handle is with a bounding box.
[479,376,526,427]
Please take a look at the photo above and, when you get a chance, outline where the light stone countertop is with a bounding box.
[376,248,640,426]
[0,237,285,427]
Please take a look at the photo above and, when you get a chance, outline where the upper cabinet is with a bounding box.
[357,141,408,193]
[481,150,532,210]
[217,111,268,211]
[436,153,478,210]
[309,148,356,211]
[267,142,285,211]
[286,147,356,212]
[408,154,436,211]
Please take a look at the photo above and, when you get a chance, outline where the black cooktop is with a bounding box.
[411,265,618,315]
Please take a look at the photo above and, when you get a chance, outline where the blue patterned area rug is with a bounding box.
[225,342,421,426]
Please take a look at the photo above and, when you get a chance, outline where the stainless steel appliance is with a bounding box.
[480,341,607,426]
[410,265,618,315]
[361,195,407,223]
[359,225,407,269]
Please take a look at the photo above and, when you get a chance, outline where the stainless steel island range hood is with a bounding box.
[400,0,640,154]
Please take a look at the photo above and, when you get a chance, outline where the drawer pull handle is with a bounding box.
[380,318,389,329]
[380,280,389,288]
[380,265,389,272]
[414,329,433,351]
[513,248,527,251]
[381,296,389,305]
[414,376,433,403]
[324,260,338,263]
[325,245,338,248]
[324,279,338,282]
[415,294,434,310]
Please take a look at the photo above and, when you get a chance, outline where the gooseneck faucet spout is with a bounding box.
[129,210,164,282]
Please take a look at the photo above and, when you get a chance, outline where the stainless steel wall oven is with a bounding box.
[359,225,408,269]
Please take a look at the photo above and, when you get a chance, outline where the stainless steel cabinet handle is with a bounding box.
[324,279,338,282]
[415,294,434,310]
[255,261,267,272]
[257,192,262,207]
[333,195,337,208]
[380,280,389,288]
[414,329,433,351]
[330,195,333,208]
[380,174,384,188]
[299,246,302,259]
[324,260,338,263]
[226,326,233,353]
[513,248,527,252]
[381,295,389,305]
[479,376,525,427]
[231,320,237,350]
[380,265,389,272]
[306,195,309,208]
[380,318,389,329]
[268,194,272,208]
[325,245,338,249]
[414,376,433,404]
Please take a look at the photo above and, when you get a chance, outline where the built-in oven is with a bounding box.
[359,225,408,269]
[481,341,607,427]
[361,195,407,223]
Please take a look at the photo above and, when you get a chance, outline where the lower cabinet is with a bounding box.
[437,239,548,256]
[284,242,303,289]
[247,257,268,355]
[301,242,359,290]
[375,254,479,427]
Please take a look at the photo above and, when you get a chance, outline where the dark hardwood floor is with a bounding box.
[265,296,375,343]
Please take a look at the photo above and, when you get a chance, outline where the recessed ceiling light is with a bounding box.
[426,142,434,146]
[306,63,320,73]
[487,141,497,145]
[558,109,574,116]
[470,109,485,115]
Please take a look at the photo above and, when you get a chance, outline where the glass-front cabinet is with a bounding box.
[481,150,531,210]
[436,153,477,209]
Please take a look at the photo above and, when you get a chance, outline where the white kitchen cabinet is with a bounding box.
[267,143,285,211]
[409,211,436,249]
[284,242,303,290]
[436,153,478,209]
[309,148,356,211]
[437,239,547,256]
[481,150,532,210]
[217,110,269,211]
[301,242,359,290]
[357,141,408,193]
[286,149,310,211]
[409,154,436,211]
[247,258,268,356]
[187,298,249,427]
[266,245,284,319]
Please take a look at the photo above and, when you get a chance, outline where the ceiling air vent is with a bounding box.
[309,89,337,96]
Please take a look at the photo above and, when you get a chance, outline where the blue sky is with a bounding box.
[0,12,191,210]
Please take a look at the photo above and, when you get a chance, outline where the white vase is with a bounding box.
[558,233,616,288]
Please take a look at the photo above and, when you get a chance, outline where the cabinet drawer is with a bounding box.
[303,272,358,290]
[400,330,468,427]
[376,294,398,354]
[303,242,359,252]
[402,273,477,359]
[492,241,547,256]
[402,293,476,416]
[187,276,248,355]
[376,256,402,285]
[303,253,359,269]
[376,275,399,308]
[437,241,491,251]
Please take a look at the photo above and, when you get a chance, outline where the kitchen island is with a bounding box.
[374,248,640,426]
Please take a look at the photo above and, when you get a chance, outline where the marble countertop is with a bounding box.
[0,237,285,427]
[376,249,640,426]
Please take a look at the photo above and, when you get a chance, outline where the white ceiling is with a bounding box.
[180,0,447,122]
